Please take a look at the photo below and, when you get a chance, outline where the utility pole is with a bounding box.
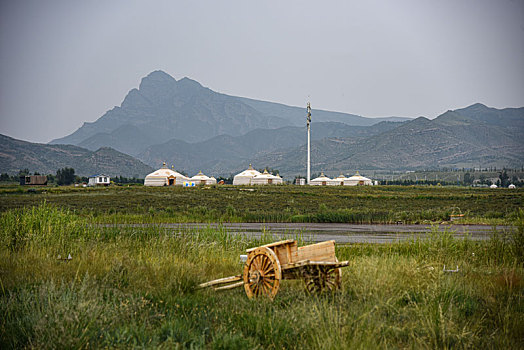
[307,102,312,185]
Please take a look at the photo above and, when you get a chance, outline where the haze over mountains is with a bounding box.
[0,134,152,177]
[2,70,522,178]
[254,104,524,176]
[50,71,409,155]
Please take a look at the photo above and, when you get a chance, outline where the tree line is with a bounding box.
[0,168,143,185]
[1,168,521,187]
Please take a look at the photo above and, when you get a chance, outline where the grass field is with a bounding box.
[0,185,522,224]
[1,203,523,349]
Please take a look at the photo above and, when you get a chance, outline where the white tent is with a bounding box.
[251,169,283,185]
[490,184,498,189]
[344,171,373,186]
[310,172,332,186]
[508,184,516,189]
[329,174,348,186]
[190,171,217,185]
[144,163,190,186]
[233,164,261,185]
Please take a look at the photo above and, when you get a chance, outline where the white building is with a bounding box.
[88,174,110,187]
[310,172,332,186]
[508,184,516,189]
[233,164,261,185]
[344,172,373,186]
[329,174,348,186]
[144,163,190,186]
[190,171,217,185]
[251,169,283,185]
[490,184,498,189]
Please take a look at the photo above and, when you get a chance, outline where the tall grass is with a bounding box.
[1,185,522,224]
[1,204,523,348]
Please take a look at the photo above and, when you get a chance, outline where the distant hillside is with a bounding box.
[251,104,524,176]
[50,70,411,156]
[43,70,522,177]
[137,121,403,175]
[0,134,153,177]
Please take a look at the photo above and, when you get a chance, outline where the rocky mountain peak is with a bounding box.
[141,70,176,84]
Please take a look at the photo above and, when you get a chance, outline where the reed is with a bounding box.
[0,204,522,349]
[1,185,522,225]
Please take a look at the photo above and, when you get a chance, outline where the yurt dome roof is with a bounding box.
[235,164,261,177]
[146,163,187,179]
[191,171,212,180]
[347,171,371,181]
[252,169,279,179]
[312,172,332,182]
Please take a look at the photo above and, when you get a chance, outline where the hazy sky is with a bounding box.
[1,0,523,143]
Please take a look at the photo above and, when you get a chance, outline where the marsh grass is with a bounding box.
[1,185,522,224]
[1,204,523,349]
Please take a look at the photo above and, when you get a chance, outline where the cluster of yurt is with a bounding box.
[144,163,216,186]
[144,162,375,187]
[233,165,283,185]
[310,171,374,186]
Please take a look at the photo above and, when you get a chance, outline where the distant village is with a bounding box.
[142,162,374,187]
[6,163,522,189]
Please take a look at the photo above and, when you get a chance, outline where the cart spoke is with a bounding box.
[253,256,262,270]
[253,283,260,296]
[261,256,269,271]
[262,279,274,290]
[261,283,270,296]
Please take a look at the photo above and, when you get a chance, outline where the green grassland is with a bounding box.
[1,204,523,348]
[0,185,522,224]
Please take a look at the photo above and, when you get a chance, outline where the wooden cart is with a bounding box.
[199,239,349,299]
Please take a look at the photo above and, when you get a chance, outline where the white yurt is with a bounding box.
[344,171,373,186]
[508,184,516,189]
[310,172,332,186]
[329,174,348,186]
[251,169,283,185]
[490,184,498,189]
[144,163,190,186]
[190,171,217,185]
[233,164,261,185]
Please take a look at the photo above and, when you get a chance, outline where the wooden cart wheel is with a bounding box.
[304,266,342,294]
[243,247,282,299]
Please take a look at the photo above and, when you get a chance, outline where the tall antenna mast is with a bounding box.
[306,101,311,185]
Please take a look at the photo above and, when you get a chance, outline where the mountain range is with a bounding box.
[50,70,409,156]
[2,71,522,178]
[252,104,524,176]
[0,134,152,177]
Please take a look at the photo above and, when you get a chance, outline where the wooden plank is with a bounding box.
[198,275,242,288]
[282,259,311,270]
[282,260,349,270]
[246,239,296,253]
[298,240,335,252]
[297,241,336,262]
[273,242,298,265]
[213,281,244,290]
[306,261,350,268]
